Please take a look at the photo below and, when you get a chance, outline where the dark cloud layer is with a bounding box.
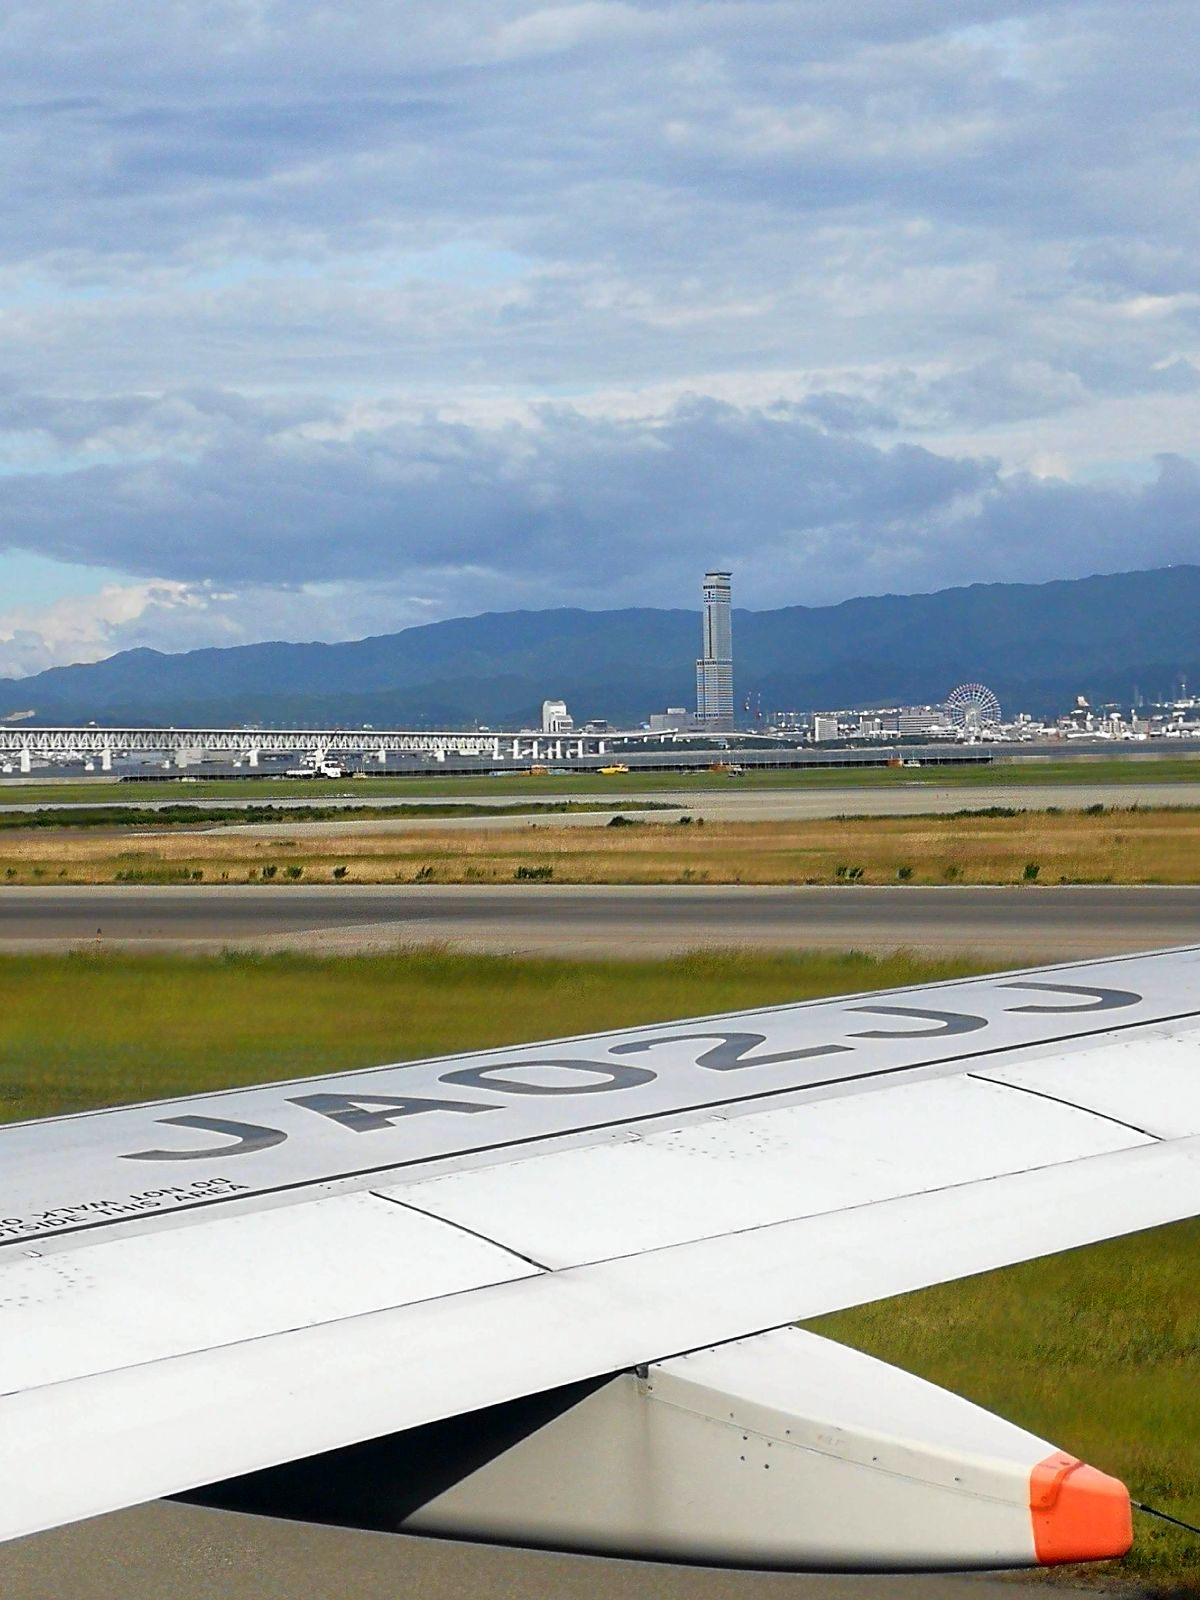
[1,395,1195,613]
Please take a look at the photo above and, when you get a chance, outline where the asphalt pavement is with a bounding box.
[9,778,1200,824]
[2,883,1199,957]
[0,1501,1094,1600]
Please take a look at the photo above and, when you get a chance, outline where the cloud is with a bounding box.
[490,3,660,61]
[0,1,1194,418]
[0,396,992,592]
[0,580,212,678]
[0,574,445,677]
[0,393,1197,674]
[0,0,1196,670]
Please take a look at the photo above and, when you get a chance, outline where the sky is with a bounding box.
[0,0,1197,676]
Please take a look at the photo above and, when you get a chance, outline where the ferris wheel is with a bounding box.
[944,682,1001,729]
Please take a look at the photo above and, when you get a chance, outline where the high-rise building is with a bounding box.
[541,699,573,734]
[695,570,734,730]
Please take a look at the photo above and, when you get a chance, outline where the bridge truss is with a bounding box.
[0,727,611,772]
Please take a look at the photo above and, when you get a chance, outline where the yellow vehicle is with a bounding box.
[598,763,630,775]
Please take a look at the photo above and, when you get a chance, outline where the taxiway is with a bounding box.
[0,1500,1097,1600]
[2,883,1198,958]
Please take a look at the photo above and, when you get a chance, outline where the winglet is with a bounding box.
[1030,1452,1133,1564]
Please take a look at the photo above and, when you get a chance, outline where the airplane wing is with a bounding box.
[2,946,1198,1572]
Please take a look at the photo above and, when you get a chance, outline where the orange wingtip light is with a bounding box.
[1030,1452,1133,1565]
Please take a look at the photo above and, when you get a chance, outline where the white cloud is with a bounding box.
[0,580,213,677]
[0,0,1195,671]
[0,573,450,678]
[490,2,656,61]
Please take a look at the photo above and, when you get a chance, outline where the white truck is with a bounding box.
[283,758,348,779]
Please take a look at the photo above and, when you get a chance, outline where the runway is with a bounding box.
[3,883,1199,957]
[0,1500,1099,1600]
[574,781,1200,823]
[199,778,1200,836]
[11,778,1200,827]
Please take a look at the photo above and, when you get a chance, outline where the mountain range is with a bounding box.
[2,566,1197,727]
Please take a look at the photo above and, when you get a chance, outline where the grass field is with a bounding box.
[4,752,1200,805]
[0,947,980,1120]
[6,804,1200,885]
[1,946,1195,1592]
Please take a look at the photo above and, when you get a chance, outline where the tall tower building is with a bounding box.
[695,570,734,730]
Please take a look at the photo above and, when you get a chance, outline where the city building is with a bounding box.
[812,714,840,743]
[695,570,734,731]
[649,707,693,733]
[541,699,574,734]
[888,706,956,738]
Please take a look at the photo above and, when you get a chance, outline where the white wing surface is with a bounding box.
[2,947,1198,1569]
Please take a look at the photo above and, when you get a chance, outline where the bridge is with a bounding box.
[0,724,1025,780]
[0,726,613,773]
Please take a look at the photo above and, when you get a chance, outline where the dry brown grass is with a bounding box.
[3,806,1200,885]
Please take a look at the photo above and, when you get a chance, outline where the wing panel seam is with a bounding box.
[965,1072,1161,1140]
[369,1189,551,1272]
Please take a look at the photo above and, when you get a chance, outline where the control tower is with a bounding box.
[695,570,734,731]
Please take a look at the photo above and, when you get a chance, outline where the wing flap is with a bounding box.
[392,1073,1150,1268]
[0,1191,537,1394]
[2,1134,1195,1546]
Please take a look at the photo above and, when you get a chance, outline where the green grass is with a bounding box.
[5,753,1200,806]
[1,946,1194,1592]
[0,947,979,1121]
[0,798,673,831]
